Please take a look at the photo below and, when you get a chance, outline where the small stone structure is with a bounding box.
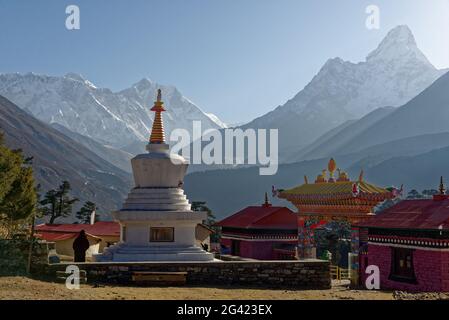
[48,260,331,289]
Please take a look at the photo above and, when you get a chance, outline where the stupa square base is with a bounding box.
[93,243,214,262]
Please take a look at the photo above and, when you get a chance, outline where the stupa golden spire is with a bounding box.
[149,89,166,144]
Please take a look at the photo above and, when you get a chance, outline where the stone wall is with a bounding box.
[0,239,52,275]
[48,260,331,289]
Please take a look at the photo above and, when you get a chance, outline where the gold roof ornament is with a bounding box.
[304,175,309,184]
[315,169,327,183]
[328,158,336,173]
[337,168,349,182]
[277,156,394,206]
[328,158,336,182]
[262,192,272,207]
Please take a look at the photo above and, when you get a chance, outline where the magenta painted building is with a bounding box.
[215,195,298,260]
[357,184,449,292]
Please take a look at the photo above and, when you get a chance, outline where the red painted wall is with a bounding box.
[361,244,449,292]
[220,238,297,260]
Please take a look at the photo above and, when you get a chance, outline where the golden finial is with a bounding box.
[315,170,327,183]
[337,168,349,182]
[328,158,336,175]
[440,176,446,195]
[358,169,364,182]
[304,175,309,184]
[328,158,336,182]
[149,89,166,144]
[262,192,271,207]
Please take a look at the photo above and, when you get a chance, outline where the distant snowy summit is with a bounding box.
[242,25,447,156]
[285,25,445,118]
[0,73,226,150]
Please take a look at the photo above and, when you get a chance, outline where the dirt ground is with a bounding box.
[0,276,395,300]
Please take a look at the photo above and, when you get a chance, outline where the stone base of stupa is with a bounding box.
[92,195,215,262]
[93,243,214,262]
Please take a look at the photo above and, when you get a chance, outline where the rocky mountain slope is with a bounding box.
[301,70,449,159]
[50,123,133,173]
[0,95,132,219]
[240,25,446,161]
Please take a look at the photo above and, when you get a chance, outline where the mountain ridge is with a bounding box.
[0,95,132,220]
[239,25,446,161]
[0,72,226,154]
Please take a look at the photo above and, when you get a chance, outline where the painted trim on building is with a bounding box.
[368,241,449,252]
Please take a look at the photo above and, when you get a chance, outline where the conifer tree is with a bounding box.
[39,190,58,222]
[0,133,37,238]
[191,201,216,226]
[41,181,78,224]
[76,201,98,224]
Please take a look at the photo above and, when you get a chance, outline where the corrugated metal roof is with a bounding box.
[357,198,449,230]
[35,232,77,241]
[215,206,297,229]
[35,221,120,236]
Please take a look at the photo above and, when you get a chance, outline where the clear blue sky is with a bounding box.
[1,0,448,124]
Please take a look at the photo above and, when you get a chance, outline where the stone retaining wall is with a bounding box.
[0,239,52,275]
[48,260,331,289]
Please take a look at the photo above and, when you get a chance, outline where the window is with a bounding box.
[150,227,174,242]
[390,247,416,283]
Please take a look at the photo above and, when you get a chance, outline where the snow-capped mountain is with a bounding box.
[241,25,447,161]
[0,73,226,152]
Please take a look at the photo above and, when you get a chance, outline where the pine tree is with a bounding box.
[76,201,97,224]
[39,190,58,222]
[41,181,78,224]
[422,189,439,198]
[0,132,37,238]
[407,189,423,199]
[191,201,216,226]
[191,201,219,243]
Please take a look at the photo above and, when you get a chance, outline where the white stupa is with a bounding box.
[94,89,214,262]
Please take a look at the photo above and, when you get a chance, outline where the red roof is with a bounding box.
[358,197,449,230]
[215,205,297,229]
[35,221,120,237]
[35,232,78,241]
